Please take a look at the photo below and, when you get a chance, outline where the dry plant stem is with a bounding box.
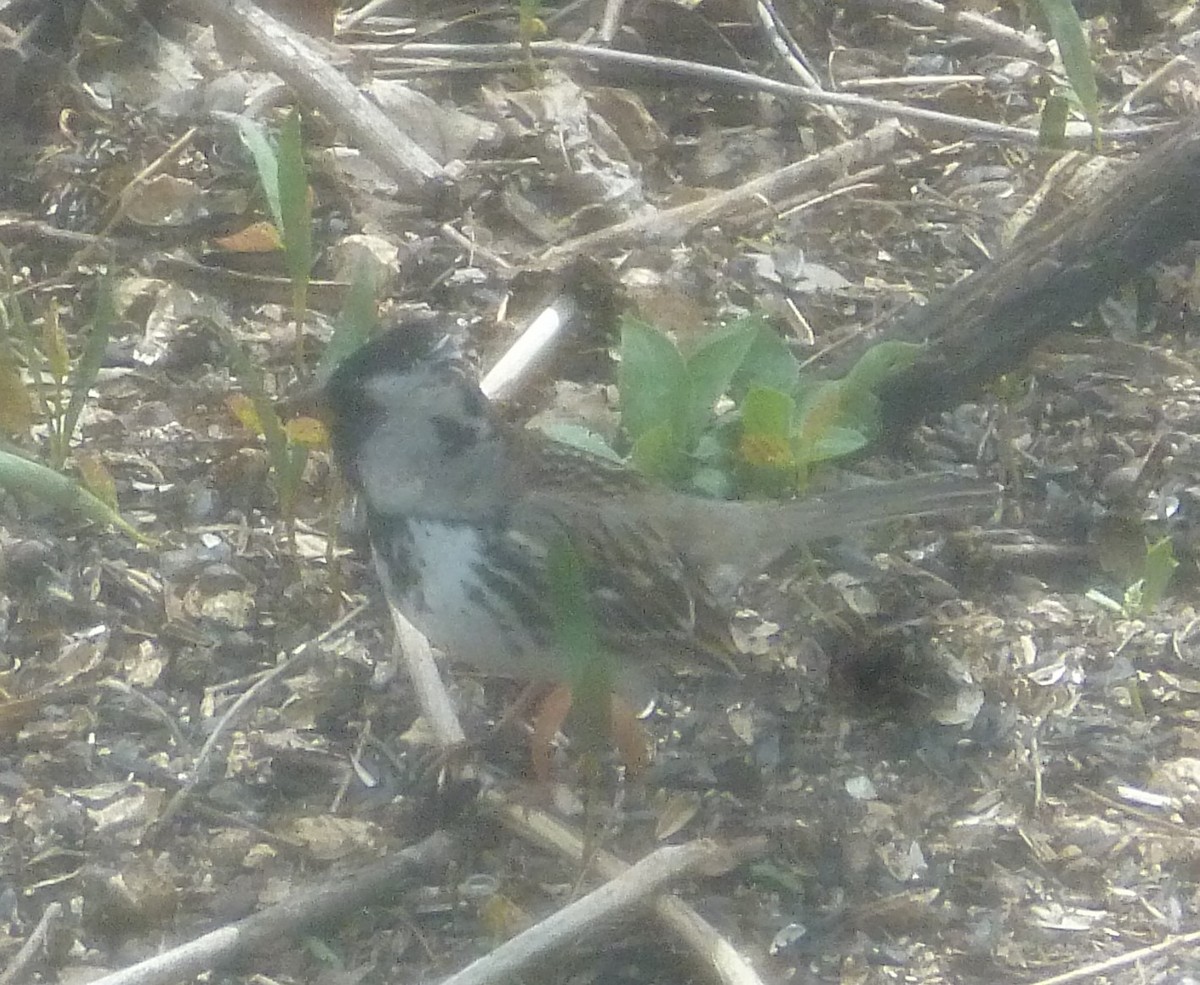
[439,839,764,985]
[80,832,454,985]
[841,75,986,90]
[386,604,769,985]
[754,0,846,133]
[597,0,627,44]
[1022,927,1200,985]
[538,118,902,264]
[0,902,62,985]
[184,0,444,193]
[439,223,514,272]
[72,127,198,268]
[867,0,1049,62]
[754,0,822,92]
[382,585,467,747]
[1113,55,1192,115]
[0,218,133,254]
[372,41,1125,146]
[337,0,395,30]
[484,792,771,985]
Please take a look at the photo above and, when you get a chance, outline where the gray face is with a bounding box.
[327,334,513,522]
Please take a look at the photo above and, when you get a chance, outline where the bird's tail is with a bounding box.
[666,472,996,599]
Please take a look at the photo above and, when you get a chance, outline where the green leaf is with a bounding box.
[235,116,283,231]
[547,534,614,752]
[688,465,734,499]
[224,333,301,520]
[805,425,869,463]
[741,385,794,450]
[56,278,115,470]
[831,340,923,436]
[1033,0,1100,143]
[629,421,681,481]
[729,316,800,399]
[277,109,313,318]
[841,340,923,395]
[538,423,623,463]
[318,265,380,382]
[1038,88,1070,148]
[0,448,144,541]
[737,386,797,496]
[683,320,757,445]
[1138,536,1178,613]
[618,317,688,448]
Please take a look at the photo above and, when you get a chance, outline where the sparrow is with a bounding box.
[322,325,992,691]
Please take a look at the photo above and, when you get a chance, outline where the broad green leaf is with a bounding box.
[618,317,687,447]
[629,421,681,481]
[1033,0,1100,142]
[737,386,796,495]
[807,425,869,462]
[841,340,923,395]
[740,385,794,451]
[235,116,283,231]
[683,320,757,445]
[729,317,800,399]
[832,340,923,437]
[688,466,733,500]
[794,380,843,463]
[692,430,728,464]
[539,423,623,463]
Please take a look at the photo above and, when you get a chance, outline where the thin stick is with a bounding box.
[0,902,63,985]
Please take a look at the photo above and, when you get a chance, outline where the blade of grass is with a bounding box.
[236,116,283,231]
[0,447,146,541]
[1033,0,1100,145]
[277,109,313,348]
[56,278,115,470]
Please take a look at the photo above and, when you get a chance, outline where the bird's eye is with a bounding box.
[431,414,478,454]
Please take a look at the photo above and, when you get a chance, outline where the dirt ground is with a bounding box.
[2,1,1200,983]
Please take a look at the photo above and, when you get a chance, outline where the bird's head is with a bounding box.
[322,326,509,519]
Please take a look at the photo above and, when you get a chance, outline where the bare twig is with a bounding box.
[184,0,445,193]
[0,902,63,985]
[365,41,1170,146]
[537,118,903,264]
[80,832,454,985]
[597,0,627,44]
[1023,928,1200,985]
[440,838,764,985]
[484,791,771,985]
[865,0,1049,61]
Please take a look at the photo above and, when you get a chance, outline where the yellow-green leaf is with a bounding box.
[42,304,69,382]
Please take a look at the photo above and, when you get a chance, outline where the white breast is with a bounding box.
[373,519,562,679]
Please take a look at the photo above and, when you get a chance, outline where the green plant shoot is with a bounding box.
[548,533,614,757]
